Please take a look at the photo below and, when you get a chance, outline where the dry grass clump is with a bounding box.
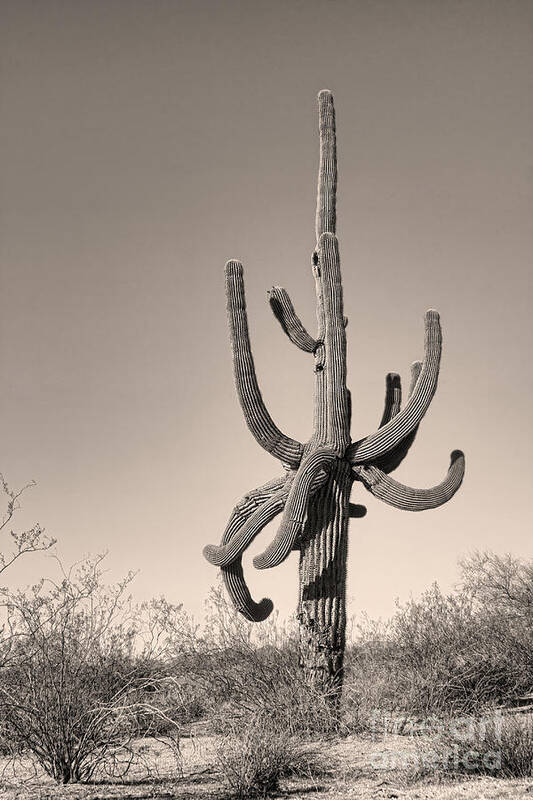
[214,713,331,798]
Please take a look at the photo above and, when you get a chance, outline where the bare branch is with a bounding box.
[0,475,38,532]
[0,476,55,578]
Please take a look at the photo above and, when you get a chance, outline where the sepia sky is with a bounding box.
[1,0,532,624]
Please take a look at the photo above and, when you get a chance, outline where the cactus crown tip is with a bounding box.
[225,259,243,274]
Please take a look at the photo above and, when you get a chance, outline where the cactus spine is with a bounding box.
[203,91,465,699]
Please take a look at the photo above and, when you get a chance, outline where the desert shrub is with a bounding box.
[344,586,479,721]
[215,713,329,798]
[132,596,198,733]
[0,474,54,587]
[0,556,180,783]
[162,554,533,737]
[461,551,533,623]
[412,712,533,780]
[345,553,533,721]
[177,588,340,735]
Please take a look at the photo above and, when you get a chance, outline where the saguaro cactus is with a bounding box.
[203,91,465,699]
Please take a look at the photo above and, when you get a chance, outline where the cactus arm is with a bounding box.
[222,561,273,622]
[348,311,442,464]
[316,89,337,239]
[379,373,402,427]
[225,260,304,468]
[349,503,367,518]
[409,359,423,396]
[253,448,337,569]
[377,361,422,473]
[353,450,465,511]
[217,476,287,622]
[268,287,318,353]
[203,483,291,567]
[318,233,350,453]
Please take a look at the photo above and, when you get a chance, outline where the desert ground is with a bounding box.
[1,730,531,800]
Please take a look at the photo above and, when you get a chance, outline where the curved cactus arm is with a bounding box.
[349,503,367,518]
[379,373,402,427]
[225,260,304,469]
[348,311,442,464]
[204,483,290,567]
[253,447,337,570]
[353,450,465,511]
[377,361,422,473]
[318,233,350,452]
[217,476,287,622]
[222,562,274,622]
[408,359,423,396]
[268,287,318,353]
[316,89,337,239]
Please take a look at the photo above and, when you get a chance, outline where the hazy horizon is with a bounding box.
[1,0,532,623]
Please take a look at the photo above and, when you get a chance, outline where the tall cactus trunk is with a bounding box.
[298,460,352,701]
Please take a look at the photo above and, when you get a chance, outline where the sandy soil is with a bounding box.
[0,732,531,799]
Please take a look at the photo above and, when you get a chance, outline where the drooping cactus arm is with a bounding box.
[353,450,465,511]
[379,373,402,427]
[203,483,290,567]
[217,476,287,622]
[349,503,367,518]
[318,232,350,452]
[268,287,318,353]
[348,310,442,464]
[222,561,273,622]
[377,361,422,473]
[221,476,287,532]
[254,447,337,569]
[316,89,337,239]
[225,260,304,469]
